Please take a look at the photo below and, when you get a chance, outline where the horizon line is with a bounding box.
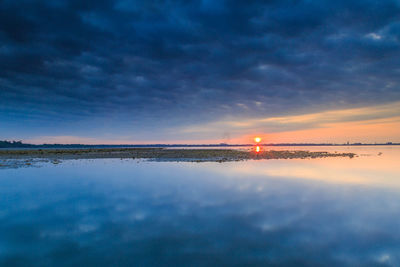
[1,140,399,147]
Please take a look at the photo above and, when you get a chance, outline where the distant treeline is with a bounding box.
[0,141,35,148]
[0,141,240,148]
[0,140,127,148]
[0,140,399,148]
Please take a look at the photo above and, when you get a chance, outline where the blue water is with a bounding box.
[1,147,400,266]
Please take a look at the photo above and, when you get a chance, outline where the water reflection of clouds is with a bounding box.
[0,152,400,266]
[210,147,400,188]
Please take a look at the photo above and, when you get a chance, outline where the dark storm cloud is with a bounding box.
[1,0,400,136]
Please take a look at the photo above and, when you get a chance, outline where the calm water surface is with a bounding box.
[1,146,400,266]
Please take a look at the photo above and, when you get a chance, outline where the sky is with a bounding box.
[1,0,400,144]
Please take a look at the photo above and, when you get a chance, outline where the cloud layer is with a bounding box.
[1,0,400,142]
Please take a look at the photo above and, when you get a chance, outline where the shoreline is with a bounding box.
[0,148,356,168]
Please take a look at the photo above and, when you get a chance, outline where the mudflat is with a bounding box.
[0,148,355,164]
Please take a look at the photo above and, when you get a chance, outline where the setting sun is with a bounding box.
[254,137,261,143]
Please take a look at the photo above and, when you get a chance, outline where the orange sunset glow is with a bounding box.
[177,101,400,145]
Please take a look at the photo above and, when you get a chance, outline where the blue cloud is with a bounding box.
[1,0,400,140]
